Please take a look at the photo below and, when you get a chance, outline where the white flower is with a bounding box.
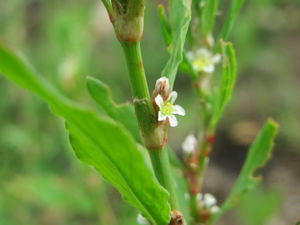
[182,134,198,154]
[197,193,217,208]
[203,193,217,207]
[187,48,221,73]
[210,206,220,214]
[155,91,185,127]
[137,214,149,225]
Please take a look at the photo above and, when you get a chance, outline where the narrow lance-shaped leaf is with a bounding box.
[86,76,141,143]
[161,0,191,88]
[201,0,220,36]
[157,4,172,48]
[158,4,197,81]
[218,0,246,40]
[210,119,279,223]
[0,43,171,225]
[210,41,237,129]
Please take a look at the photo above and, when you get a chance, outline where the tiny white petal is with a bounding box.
[158,111,167,121]
[203,64,215,73]
[155,94,164,108]
[187,51,195,60]
[168,115,178,127]
[182,135,197,154]
[196,48,210,57]
[210,206,220,214]
[203,193,217,207]
[196,193,203,202]
[137,214,149,225]
[168,91,178,104]
[212,54,221,64]
[173,105,185,116]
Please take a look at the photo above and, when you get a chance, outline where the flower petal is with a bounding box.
[158,111,167,121]
[203,193,217,207]
[203,64,214,73]
[168,115,178,127]
[168,91,178,104]
[196,48,210,57]
[173,105,185,116]
[137,214,149,225]
[186,51,195,60]
[210,206,220,214]
[212,54,221,64]
[154,94,164,108]
[182,134,197,154]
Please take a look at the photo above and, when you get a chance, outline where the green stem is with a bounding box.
[121,42,150,99]
[121,41,178,211]
[190,194,199,224]
[149,148,178,210]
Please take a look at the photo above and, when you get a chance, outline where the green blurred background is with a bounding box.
[0,0,299,224]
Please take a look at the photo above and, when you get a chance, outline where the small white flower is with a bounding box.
[210,206,220,214]
[203,193,217,207]
[182,134,198,154]
[155,91,185,127]
[197,193,217,208]
[187,48,221,73]
[137,214,149,225]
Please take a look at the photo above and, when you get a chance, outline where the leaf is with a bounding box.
[210,119,279,223]
[86,76,141,143]
[237,186,281,225]
[218,0,246,40]
[157,4,172,48]
[0,43,171,225]
[210,41,237,128]
[201,0,219,35]
[173,171,190,224]
[157,4,197,82]
[161,0,191,88]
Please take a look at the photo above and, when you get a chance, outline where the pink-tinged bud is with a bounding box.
[154,76,170,98]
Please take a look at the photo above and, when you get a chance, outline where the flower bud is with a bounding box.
[154,76,170,98]
[182,134,198,155]
[137,214,149,225]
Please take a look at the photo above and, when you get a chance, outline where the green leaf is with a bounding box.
[86,76,141,143]
[161,0,191,88]
[0,43,171,225]
[173,171,190,224]
[157,4,172,48]
[210,41,237,128]
[237,186,281,225]
[201,0,219,35]
[157,4,197,82]
[218,0,246,40]
[210,119,279,223]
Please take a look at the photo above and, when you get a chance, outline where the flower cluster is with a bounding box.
[182,134,198,155]
[197,193,220,214]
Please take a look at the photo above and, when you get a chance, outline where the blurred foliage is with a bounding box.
[237,186,281,225]
[0,0,299,224]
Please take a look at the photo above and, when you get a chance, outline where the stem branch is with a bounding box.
[150,148,178,210]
